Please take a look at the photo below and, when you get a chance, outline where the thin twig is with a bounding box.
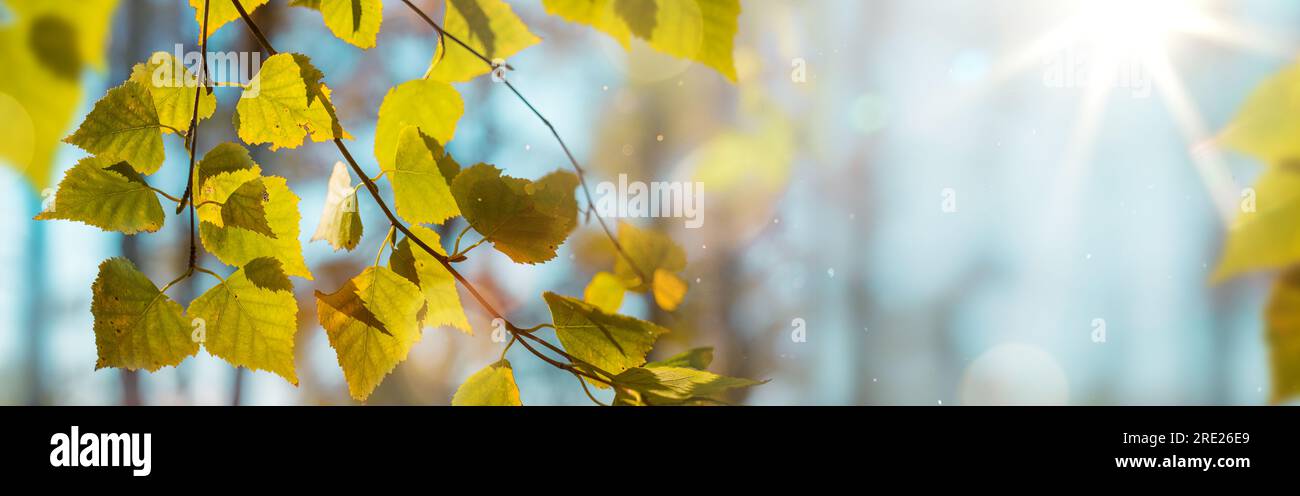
[178,0,212,275]
[398,0,649,284]
[228,0,572,369]
[451,224,472,255]
[231,0,276,55]
[230,0,627,400]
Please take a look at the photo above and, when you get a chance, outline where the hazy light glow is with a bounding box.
[1079,0,1205,53]
[1040,0,1268,225]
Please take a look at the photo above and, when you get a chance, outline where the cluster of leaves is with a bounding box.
[35,0,758,405]
[1216,61,1300,403]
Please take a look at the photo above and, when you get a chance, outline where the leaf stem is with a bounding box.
[498,334,516,361]
[375,225,396,267]
[451,224,472,255]
[451,237,486,261]
[512,333,612,387]
[193,265,227,286]
[148,185,183,204]
[576,376,610,407]
[158,269,193,295]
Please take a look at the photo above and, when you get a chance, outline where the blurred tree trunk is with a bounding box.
[23,191,48,405]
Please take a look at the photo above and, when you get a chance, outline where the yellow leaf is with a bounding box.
[429,0,541,83]
[544,292,669,389]
[188,0,268,37]
[220,178,277,238]
[235,53,345,150]
[451,164,579,264]
[195,147,312,279]
[0,0,118,190]
[91,257,198,371]
[293,0,384,49]
[386,126,460,225]
[128,51,216,134]
[64,80,166,175]
[35,157,165,234]
[1213,166,1300,281]
[317,266,426,401]
[1220,61,1300,166]
[583,271,625,313]
[651,268,686,311]
[541,0,741,81]
[389,225,471,334]
[452,359,523,406]
[310,161,364,251]
[374,79,464,172]
[613,221,686,294]
[189,258,299,385]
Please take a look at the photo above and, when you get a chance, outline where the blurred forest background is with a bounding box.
[2,0,1299,405]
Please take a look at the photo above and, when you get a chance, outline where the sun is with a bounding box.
[1077,0,1207,55]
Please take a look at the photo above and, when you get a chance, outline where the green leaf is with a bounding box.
[317,266,426,401]
[128,51,216,134]
[541,0,741,82]
[188,258,299,385]
[221,178,277,238]
[544,292,669,389]
[646,347,713,370]
[429,0,541,83]
[188,0,268,37]
[1213,166,1300,281]
[374,79,463,172]
[1220,61,1300,166]
[583,271,625,313]
[64,80,166,174]
[195,149,311,279]
[389,225,471,334]
[294,0,383,49]
[91,257,198,371]
[310,161,364,252]
[612,366,762,406]
[234,53,345,150]
[452,359,523,406]
[386,126,461,225]
[452,164,579,264]
[195,142,257,188]
[35,156,165,234]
